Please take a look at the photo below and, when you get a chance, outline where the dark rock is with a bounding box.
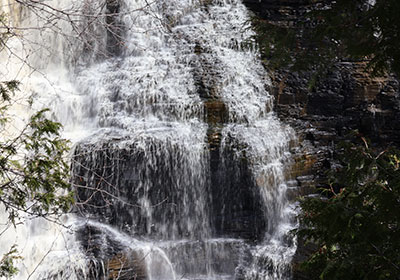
[107,251,147,280]
[106,0,124,56]
[210,138,267,241]
[244,0,400,276]
[73,136,267,242]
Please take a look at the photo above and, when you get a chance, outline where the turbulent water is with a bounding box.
[0,0,298,279]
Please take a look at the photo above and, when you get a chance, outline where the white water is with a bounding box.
[0,0,298,279]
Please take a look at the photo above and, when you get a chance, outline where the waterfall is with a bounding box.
[0,0,298,279]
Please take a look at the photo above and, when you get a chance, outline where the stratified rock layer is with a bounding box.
[243,1,400,278]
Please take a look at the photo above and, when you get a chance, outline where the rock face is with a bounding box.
[107,251,147,280]
[273,63,400,188]
[243,0,400,278]
[243,0,400,190]
[277,65,400,278]
[243,0,311,23]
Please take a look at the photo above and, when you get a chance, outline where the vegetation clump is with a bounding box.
[0,81,72,277]
[297,137,400,279]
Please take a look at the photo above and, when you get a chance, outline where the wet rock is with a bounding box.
[107,251,147,280]
[204,99,228,124]
[191,37,265,241]
[210,138,267,241]
[106,0,124,56]
[161,239,247,276]
[73,140,210,240]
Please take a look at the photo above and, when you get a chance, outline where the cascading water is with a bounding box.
[0,0,298,279]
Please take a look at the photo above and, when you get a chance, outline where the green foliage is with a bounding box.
[297,137,400,279]
[0,83,73,223]
[0,246,21,278]
[0,80,20,102]
[251,0,400,76]
[0,82,73,275]
[0,12,9,49]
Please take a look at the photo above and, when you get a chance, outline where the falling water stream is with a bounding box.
[0,0,298,279]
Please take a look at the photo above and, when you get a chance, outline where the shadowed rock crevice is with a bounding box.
[210,140,267,242]
[105,0,124,56]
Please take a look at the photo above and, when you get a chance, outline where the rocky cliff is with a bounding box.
[243,0,400,191]
[243,0,400,278]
